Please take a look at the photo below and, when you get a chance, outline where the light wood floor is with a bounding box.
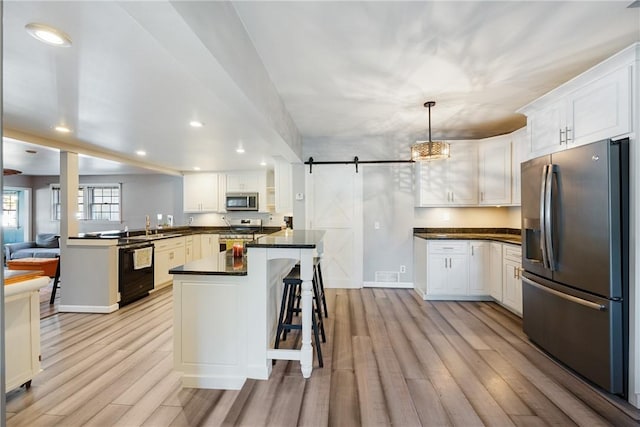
[6,286,640,426]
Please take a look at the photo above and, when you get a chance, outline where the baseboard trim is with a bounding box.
[363,281,413,289]
[181,374,246,390]
[58,303,119,313]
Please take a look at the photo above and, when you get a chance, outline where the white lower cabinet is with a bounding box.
[154,237,186,290]
[424,241,470,298]
[414,238,522,314]
[502,244,523,315]
[200,234,220,260]
[468,241,490,295]
[489,242,503,300]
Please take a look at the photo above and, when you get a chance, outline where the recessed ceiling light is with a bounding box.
[54,125,71,133]
[189,120,204,128]
[260,161,267,166]
[25,23,72,47]
[135,150,147,156]
[193,166,201,171]
[236,147,245,154]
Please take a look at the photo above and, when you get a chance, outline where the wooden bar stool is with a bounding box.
[49,255,61,304]
[274,267,324,367]
[314,257,328,318]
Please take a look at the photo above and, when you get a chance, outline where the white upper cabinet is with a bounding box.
[567,65,631,147]
[183,173,219,212]
[510,128,527,205]
[416,141,478,207]
[226,171,261,192]
[478,135,511,205]
[520,46,634,159]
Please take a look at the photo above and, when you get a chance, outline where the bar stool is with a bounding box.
[314,257,328,318]
[274,266,324,367]
[49,256,61,304]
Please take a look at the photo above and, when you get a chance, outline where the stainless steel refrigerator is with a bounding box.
[521,138,629,397]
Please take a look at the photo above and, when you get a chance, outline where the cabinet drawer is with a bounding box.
[428,241,467,254]
[155,237,185,251]
[503,244,522,262]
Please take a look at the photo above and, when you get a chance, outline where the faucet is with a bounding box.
[145,215,151,236]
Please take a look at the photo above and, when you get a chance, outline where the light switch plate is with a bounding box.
[295,193,304,200]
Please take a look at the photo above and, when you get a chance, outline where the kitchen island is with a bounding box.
[170,229,325,390]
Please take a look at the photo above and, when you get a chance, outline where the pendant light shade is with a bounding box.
[411,101,450,161]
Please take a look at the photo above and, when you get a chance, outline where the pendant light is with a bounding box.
[410,101,450,161]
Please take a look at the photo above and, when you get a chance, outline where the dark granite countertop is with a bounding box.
[414,228,521,245]
[246,229,325,249]
[68,225,282,246]
[170,250,248,276]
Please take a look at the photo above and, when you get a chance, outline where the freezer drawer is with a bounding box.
[522,275,624,395]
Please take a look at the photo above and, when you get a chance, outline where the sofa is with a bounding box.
[4,233,60,260]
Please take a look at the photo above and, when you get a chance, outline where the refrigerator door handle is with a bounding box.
[540,164,550,269]
[544,164,557,271]
[522,277,607,311]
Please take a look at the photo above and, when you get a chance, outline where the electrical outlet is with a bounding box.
[400,265,406,273]
[374,221,380,229]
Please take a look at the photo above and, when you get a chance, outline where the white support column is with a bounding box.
[59,151,79,239]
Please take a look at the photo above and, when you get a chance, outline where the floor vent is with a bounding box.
[375,271,400,283]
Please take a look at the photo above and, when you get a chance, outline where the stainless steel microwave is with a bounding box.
[225,192,259,211]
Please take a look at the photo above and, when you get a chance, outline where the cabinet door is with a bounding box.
[489,243,503,300]
[478,136,511,205]
[468,242,489,295]
[226,171,260,192]
[201,234,214,258]
[502,259,522,315]
[528,100,565,157]
[154,249,170,289]
[185,241,193,263]
[447,254,469,295]
[510,128,527,205]
[426,253,450,295]
[568,65,631,147]
[415,161,447,206]
[191,234,202,260]
[183,173,218,212]
[447,141,478,205]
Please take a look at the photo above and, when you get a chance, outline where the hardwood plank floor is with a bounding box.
[6,287,640,426]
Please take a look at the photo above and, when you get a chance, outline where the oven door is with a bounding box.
[118,244,154,306]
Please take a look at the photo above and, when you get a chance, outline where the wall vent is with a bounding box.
[375,271,400,283]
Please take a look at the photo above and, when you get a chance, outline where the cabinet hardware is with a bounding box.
[513,266,517,279]
[444,258,447,269]
[443,247,454,250]
[480,192,484,202]
[565,127,572,142]
[471,246,474,256]
[170,252,174,260]
[559,128,565,144]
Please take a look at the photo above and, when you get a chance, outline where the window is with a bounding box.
[3,190,19,228]
[51,184,121,222]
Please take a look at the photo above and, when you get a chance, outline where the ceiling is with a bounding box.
[2,1,639,176]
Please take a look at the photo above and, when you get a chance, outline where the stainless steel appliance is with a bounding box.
[219,218,262,251]
[225,192,259,211]
[521,138,629,396]
[118,242,154,306]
